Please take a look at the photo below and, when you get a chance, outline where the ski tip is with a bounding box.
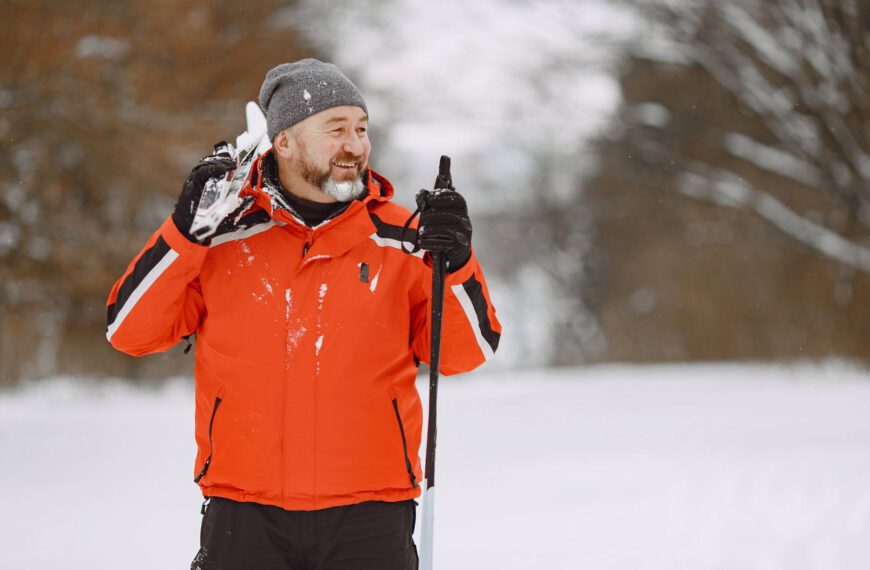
[246,101,267,137]
[236,102,270,154]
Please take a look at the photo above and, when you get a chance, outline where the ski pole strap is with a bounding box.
[400,205,422,255]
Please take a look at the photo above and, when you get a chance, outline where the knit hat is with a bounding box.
[258,59,368,141]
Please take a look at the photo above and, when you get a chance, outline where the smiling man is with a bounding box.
[105,59,501,570]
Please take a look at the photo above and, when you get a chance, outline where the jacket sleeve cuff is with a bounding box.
[444,247,479,285]
[159,215,210,257]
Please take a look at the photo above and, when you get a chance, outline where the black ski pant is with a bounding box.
[191,497,419,570]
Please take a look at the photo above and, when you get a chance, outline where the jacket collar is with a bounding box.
[242,150,395,263]
[243,149,393,223]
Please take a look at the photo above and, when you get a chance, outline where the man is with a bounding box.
[106,59,501,569]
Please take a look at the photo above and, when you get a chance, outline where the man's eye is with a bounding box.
[357,127,368,135]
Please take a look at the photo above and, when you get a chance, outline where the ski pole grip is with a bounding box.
[434,155,454,191]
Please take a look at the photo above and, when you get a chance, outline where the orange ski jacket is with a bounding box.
[106,153,501,510]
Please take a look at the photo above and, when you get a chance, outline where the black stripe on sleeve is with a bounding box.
[369,212,418,244]
[107,236,171,326]
[461,274,500,353]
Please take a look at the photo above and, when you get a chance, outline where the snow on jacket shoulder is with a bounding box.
[105,154,501,510]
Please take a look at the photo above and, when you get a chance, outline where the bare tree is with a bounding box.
[577,0,870,363]
[0,0,312,384]
[630,0,870,270]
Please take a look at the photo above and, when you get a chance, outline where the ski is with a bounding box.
[189,101,272,243]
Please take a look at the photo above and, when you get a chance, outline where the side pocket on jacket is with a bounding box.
[194,397,223,483]
[391,398,419,489]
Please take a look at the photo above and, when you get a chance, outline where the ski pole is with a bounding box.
[419,155,453,570]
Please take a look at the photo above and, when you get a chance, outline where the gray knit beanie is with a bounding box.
[258,59,368,141]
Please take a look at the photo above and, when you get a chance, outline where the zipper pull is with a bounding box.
[302,230,314,259]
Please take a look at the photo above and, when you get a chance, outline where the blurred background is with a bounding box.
[2,0,870,385]
[3,2,870,569]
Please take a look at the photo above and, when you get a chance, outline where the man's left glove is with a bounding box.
[417,190,473,272]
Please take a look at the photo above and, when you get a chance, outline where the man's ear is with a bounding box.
[273,130,294,160]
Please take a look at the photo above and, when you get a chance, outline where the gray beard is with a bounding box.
[321,176,366,202]
[297,148,366,202]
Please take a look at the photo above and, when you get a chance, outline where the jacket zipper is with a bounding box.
[194,396,223,483]
[391,398,419,489]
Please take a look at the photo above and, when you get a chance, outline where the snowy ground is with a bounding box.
[2,362,870,569]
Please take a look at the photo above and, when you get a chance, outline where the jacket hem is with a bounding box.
[200,484,421,511]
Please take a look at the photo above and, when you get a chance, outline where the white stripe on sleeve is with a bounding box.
[106,249,180,342]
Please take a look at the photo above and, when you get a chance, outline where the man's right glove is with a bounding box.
[172,151,237,244]
[417,190,473,272]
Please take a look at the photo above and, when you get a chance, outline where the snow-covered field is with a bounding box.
[2,363,870,569]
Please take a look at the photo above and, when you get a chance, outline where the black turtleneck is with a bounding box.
[283,192,348,228]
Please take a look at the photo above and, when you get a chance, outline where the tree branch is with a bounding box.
[678,165,870,272]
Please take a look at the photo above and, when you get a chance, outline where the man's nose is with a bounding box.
[342,132,365,155]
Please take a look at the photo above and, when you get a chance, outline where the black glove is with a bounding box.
[417,190,472,272]
[172,150,237,243]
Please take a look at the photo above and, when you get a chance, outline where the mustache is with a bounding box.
[331,154,365,166]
